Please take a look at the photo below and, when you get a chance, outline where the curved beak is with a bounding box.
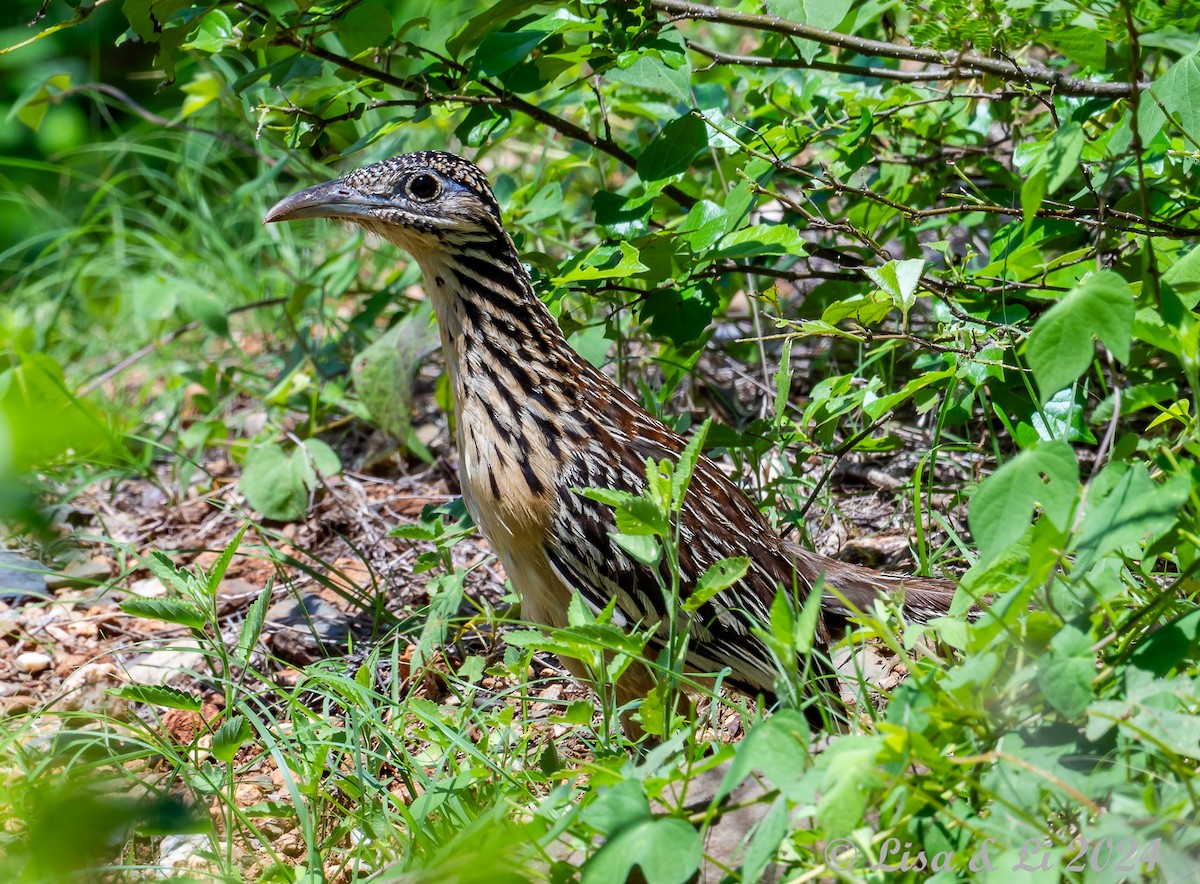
[263,179,386,224]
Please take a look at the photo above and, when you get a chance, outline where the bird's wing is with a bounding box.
[541,411,820,693]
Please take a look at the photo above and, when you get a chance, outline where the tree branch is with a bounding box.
[689,41,994,84]
[646,0,1135,98]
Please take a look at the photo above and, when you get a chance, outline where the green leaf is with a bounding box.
[509,620,645,658]
[579,486,638,508]
[475,27,550,76]
[862,368,954,421]
[670,417,709,505]
[1051,26,1107,69]
[777,0,852,29]
[1028,387,1094,444]
[1036,624,1095,718]
[554,242,648,283]
[592,191,655,239]
[112,684,203,712]
[1071,463,1190,572]
[303,437,340,476]
[606,55,690,104]
[180,71,221,118]
[538,741,561,776]
[1162,241,1200,299]
[637,114,708,182]
[1131,707,1200,760]
[613,496,669,536]
[1026,271,1134,401]
[582,779,650,835]
[204,523,248,595]
[1108,50,1200,155]
[351,302,438,445]
[794,580,823,655]
[771,0,852,62]
[741,795,788,882]
[585,479,672,534]
[11,73,71,131]
[684,557,749,613]
[454,104,510,147]
[711,224,807,260]
[241,439,341,521]
[144,550,194,597]
[235,582,272,665]
[817,736,883,836]
[641,283,718,345]
[716,710,811,802]
[768,589,794,651]
[119,597,207,630]
[967,443,1078,561]
[1020,166,1047,224]
[127,273,178,320]
[181,9,234,53]
[821,291,893,326]
[864,258,925,315]
[1127,609,1200,677]
[678,199,726,250]
[0,353,117,468]
[447,0,544,55]
[1043,122,1085,195]
[582,816,701,884]
[568,322,611,368]
[611,531,661,567]
[339,2,393,57]
[211,716,254,763]
[1149,50,1200,145]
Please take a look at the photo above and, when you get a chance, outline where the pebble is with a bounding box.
[15,652,52,673]
[128,577,168,598]
[56,663,129,715]
[158,834,213,872]
[46,558,112,591]
[234,783,264,807]
[0,552,50,601]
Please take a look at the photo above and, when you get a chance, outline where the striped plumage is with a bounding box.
[265,151,958,731]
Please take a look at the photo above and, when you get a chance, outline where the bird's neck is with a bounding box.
[415,232,584,412]
[412,232,598,534]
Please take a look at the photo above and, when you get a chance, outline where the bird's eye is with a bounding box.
[405,173,441,201]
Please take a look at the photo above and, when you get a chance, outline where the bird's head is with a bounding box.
[264,151,505,251]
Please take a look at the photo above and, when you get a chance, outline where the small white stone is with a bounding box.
[128,577,168,598]
[15,652,52,674]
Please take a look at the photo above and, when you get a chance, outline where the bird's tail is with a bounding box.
[787,542,962,623]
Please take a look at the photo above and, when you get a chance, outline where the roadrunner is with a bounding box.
[265,151,958,729]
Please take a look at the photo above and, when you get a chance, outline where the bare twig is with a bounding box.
[44,83,273,163]
[645,0,1135,98]
[79,322,200,396]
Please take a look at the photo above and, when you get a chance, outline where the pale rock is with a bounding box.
[46,558,112,590]
[15,652,52,674]
[128,577,169,598]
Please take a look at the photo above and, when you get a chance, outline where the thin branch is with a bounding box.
[45,83,273,163]
[80,322,200,396]
[78,298,287,396]
[690,40,999,85]
[743,154,1200,239]
[644,0,1135,98]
